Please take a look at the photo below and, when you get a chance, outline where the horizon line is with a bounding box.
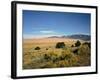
[23,33,90,39]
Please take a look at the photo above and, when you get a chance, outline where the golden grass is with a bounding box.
[23,38,90,69]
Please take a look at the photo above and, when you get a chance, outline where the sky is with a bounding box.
[23,10,90,39]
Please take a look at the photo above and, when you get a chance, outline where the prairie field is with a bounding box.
[23,38,91,69]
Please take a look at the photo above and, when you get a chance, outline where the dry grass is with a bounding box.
[23,38,90,69]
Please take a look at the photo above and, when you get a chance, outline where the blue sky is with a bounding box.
[23,10,90,39]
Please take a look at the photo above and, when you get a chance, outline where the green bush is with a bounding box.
[77,44,91,66]
[83,42,91,48]
[46,48,48,50]
[75,40,81,47]
[73,49,78,54]
[44,54,50,61]
[57,49,78,67]
[78,45,90,56]
[56,42,65,48]
[59,49,72,60]
[71,45,74,47]
[35,46,40,50]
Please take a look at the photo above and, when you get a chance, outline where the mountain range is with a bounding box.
[48,34,90,41]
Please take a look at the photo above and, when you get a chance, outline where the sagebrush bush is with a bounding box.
[78,44,90,56]
[76,44,91,66]
[56,42,65,48]
[83,42,91,48]
[35,46,40,50]
[23,41,91,69]
[71,45,74,47]
[60,49,72,60]
[75,40,81,47]
[73,49,79,54]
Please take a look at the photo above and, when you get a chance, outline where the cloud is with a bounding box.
[40,30,55,34]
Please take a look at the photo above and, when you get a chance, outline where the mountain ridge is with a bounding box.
[48,34,90,41]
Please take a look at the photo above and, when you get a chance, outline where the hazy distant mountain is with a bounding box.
[48,36,60,38]
[66,34,90,41]
[48,34,90,41]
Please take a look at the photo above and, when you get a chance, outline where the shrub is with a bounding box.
[49,51,58,62]
[42,61,57,68]
[73,49,78,55]
[78,45,90,56]
[77,44,91,66]
[67,55,78,66]
[71,45,74,47]
[75,40,81,47]
[83,42,91,48]
[60,49,72,60]
[44,54,50,61]
[35,46,40,50]
[56,42,65,48]
[57,49,78,67]
[46,48,48,50]
[57,60,68,67]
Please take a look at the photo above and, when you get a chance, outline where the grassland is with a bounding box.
[23,38,91,69]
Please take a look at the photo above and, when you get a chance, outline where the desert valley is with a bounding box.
[23,35,91,69]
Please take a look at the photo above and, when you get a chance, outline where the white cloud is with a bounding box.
[23,34,62,39]
[40,30,55,34]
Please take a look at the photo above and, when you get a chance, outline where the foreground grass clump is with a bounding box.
[23,47,78,69]
[77,44,91,66]
[23,40,91,69]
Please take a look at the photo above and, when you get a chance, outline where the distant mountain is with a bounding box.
[48,36,60,38]
[48,34,90,41]
[66,34,90,41]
